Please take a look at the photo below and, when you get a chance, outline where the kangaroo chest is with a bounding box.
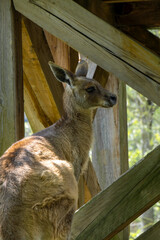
[70,126,92,180]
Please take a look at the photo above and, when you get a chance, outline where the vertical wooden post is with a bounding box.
[0,0,24,156]
[92,74,129,240]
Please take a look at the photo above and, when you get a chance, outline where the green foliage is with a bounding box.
[127,86,160,167]
[127,85,160,239]
[148,28,160,37]
[130,229,142,240]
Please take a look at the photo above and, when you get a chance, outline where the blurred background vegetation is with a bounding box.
[128,28,160,239]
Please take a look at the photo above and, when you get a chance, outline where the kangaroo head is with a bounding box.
[49,61,117,111]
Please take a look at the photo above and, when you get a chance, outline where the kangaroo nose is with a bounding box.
[110,95,117,105]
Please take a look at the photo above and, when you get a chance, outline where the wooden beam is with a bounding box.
[13,0,160,105]
[92,75,129,240]
[114,2,160,28]
[103,0,158,3]
[23,72,52,132]
[44,31,78,73]
[22,21,60,132]
[135,221,160,240]
[23,17,64,116]
[120,26,160,56]
[0,0,24,156]
[92,75,128,188]
[83,160,101,197]
[71,145,160,240]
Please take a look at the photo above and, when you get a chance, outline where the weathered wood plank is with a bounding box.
[71,145,160,240]
[0,0,24,156]
[83,160,101,198]
[120,26,160,56]
[22,21,60,132]
[135,220,160,240]
[103,0,158,3]
[24,72,51,132]
[114,2,160,28]
[23,17,64,116]
[92,75,129,240]
[13,0,160,105]
[44,31,78,73]
[93,74,129,182]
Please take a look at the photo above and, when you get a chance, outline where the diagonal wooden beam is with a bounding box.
[71,145,160,240]
[22,21,60,132]
[23,17,64,116]
[44,31,78,73]
[23,72,52,132]
[119,26,160,56]
[13,0,160,105]
[113,1,160,28]
[102,0,158,3]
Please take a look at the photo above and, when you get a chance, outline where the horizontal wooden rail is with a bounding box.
[71,145,160,240]
[135,220,160,240]
[13,0,160,105]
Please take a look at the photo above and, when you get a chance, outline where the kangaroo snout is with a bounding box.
[104,93,117,108]
[109,94,117,106]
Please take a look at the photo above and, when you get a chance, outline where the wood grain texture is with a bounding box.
[22,21,60,132]
[114,2,160,28]
[83,160,101,198]
[44,31,78,73]
[23,17,64,116]
[103,0,157,3]
[71,145,160,240]
[92,74,128,189]
[0,0,24,156]
[23,72,51,132]
[13,0,160,105]
[135,221,160,240]
[120,26,160,56]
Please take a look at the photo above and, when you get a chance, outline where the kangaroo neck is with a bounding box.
[59,109,93,181]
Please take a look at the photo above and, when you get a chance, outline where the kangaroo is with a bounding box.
[0,61,117,240]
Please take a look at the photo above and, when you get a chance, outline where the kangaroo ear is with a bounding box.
[49,61,74,86]
[75,60,88,77]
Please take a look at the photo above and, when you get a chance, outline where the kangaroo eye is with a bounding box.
[86,86,96,93]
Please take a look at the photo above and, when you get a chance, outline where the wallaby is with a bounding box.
[0,61,117,240]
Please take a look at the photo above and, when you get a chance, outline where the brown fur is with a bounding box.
[0,61,116,240]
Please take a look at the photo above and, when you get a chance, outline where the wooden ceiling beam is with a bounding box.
[113,2,160,28]
[13,0,160,105]
[102,0,158,3]
[120,26,160,56]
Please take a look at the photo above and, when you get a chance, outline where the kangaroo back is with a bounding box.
[0,61,116,240]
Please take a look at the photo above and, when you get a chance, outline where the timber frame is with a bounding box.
[0,0,160,239]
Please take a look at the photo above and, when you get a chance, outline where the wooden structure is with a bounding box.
[0,0,160,239]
